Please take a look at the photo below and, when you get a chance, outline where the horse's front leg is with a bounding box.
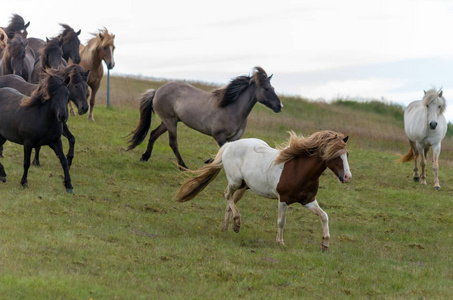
[305,199,330,252]
[49,139,73,193]
[276,200,288,246]
[222,188,246,232]
[68,101,76,116]
[418,146,427,185]
[21,144,33,188]
[62,123,75,168]
[88,85,99,121]
[432,144,441,190]
[32,146,41,167]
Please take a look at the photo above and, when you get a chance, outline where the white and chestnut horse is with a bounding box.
[401,89,447,189]
[176,130,351,251]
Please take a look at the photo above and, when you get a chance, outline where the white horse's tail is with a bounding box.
[176,146,226,202]
[401,147,415,163]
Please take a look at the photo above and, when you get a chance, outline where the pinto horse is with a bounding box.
[128,67,283,169]
[0,65,90,166]
[0,33,35,81]
[1,14,30,40]
[0,73,74,192]
[176,130,351,251]
[74,28,115,120]
[31,36,66,83]
[401,89,447,189]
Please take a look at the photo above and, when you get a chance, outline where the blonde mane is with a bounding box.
[275,130,347,165]
[80,28,115,62]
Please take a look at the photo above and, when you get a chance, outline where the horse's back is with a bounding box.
[0,74,34,95]
[26,37,45,54]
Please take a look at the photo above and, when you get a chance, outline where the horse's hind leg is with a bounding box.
[432,144,441,190]
[166,122,188,169]
[223,184,244,233]
[222,187,246,232]
[276,201,288,246]
[141,122,167,162]
[304,199,330,252]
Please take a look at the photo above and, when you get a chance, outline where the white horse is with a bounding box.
[176,130,352,251]
[401,89,447,189]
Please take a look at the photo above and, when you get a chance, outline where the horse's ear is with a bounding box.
[424,90,427,95]
[268,74,273,81]
[76,29,81,36]
[99,33,104,40]
[24,21,30,29]
[343,136,349,143]
[439,90,443,97]
[58,36,64,47]
[46,37,50,43]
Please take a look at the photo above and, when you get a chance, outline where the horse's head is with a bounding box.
[42,37,64,69]
[98,28,115,70]
[59,24,81,64]
[325,135,351,184]
[423,89,446,130]
[42,74,71,123]
[252,67,283,113]
[7,34,27,79]
[64,65,90,115]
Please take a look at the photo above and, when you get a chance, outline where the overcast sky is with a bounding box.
[2,0,453,122]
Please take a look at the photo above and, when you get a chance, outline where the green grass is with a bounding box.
[0,76,452,298]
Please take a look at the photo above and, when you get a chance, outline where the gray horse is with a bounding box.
[128,66,283,169]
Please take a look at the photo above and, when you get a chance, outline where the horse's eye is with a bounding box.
[438,105,441,109]
[103,47,107,50]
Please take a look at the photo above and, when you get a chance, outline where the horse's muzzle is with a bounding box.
[429,121,438,130]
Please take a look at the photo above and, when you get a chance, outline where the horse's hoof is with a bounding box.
[434,186,441,191]
[66,188,74,194]
[21,183,28,189]
[32,161,40,167]
[413,177,420,182]
[321,244,329,252]
[233,227,240,233]
[0,177,6,183]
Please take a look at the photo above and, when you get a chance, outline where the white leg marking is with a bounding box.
[305,200,330,251]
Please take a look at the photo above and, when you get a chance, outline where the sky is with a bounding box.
[2,0,453,122]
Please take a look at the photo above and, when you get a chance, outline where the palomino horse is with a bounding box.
[31,37,66,83]
[0,29,7,57]
[27,23,81,64]
[0,65,90,166]
[0,73,74,193]
[401,89,447,189]
[1,14,29,40]
[128,67,283,169]
[0,33,35,81]
[74,28,115,120]
[176,130,351,251]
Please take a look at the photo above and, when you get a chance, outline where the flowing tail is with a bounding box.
[400,147,415,163]
[127,89,156,150]
[176,147,226,202]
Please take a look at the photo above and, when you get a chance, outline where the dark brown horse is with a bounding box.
[74,28,115,120]
[0,65,90,166]
[1,14,30,40]
[0,34,35,81]
[176,131,352,251]
[31,36,66,83]
[27,23,81,64]
[0,73,73,192]
[128,67,283,169]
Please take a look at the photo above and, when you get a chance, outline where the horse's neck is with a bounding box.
[228,84,258,119]
[81,41,102,70]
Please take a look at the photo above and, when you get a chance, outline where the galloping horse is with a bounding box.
[27,23,81,64]
[127,67,283,169]
[75,28,115,120]
[176,130,351,251]
[31,37,66,83]
[0,73,74,193]
[401,89,447,189]
[1,14,30,40]
[0,34,35,81]
[0,65,90,166]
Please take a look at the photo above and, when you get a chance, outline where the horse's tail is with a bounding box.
[400,147,415,163]
[127,89,156,150]
[176,146,226,202]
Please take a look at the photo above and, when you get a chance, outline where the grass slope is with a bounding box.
[0,76,452,299]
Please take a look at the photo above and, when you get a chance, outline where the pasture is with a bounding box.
[0,76,452,298]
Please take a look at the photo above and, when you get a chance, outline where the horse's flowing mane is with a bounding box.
[53,64,89,84]
[4,14,27,39]
[39,37,63,63]
[275,130,347,165]
[4,33,26,60]
[212,66,268,107]
[422,88,446,114]
[20,74,66,107]
[81,28,115,61]
[59,24,79,41]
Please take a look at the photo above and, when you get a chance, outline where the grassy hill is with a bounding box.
[0,75,452,298]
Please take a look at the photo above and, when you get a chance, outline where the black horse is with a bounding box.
[1,14,30,39]
[0,73,74,193]
[0,64,90,166]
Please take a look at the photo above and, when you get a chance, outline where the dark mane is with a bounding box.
[40,37,63,62]
[5,34,26,60]
[20,74,65,107]
[212,66,268,107]
[52,64,87,84]
[4,14,28,39]
[59,24,80,43]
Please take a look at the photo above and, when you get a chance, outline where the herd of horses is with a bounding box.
[0,14,447,251]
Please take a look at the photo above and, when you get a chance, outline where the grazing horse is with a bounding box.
[75,28,115,120]
[0,73,74,193]
[27,23,81,64]
[401,89,447,189]
[0,29,7,57]
[1,14,30,40]
[0,34,35,81]
[31,36,66,83]
[0,65,90,166]
[127,67,283,169]
[176,130,351,251]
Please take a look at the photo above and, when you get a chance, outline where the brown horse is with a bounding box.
[127,67,283,169]
[1,14,30,40]
[74,28,115,120]
[0,34,35,81]
[0,29,7,57]
[176,130,351,251]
